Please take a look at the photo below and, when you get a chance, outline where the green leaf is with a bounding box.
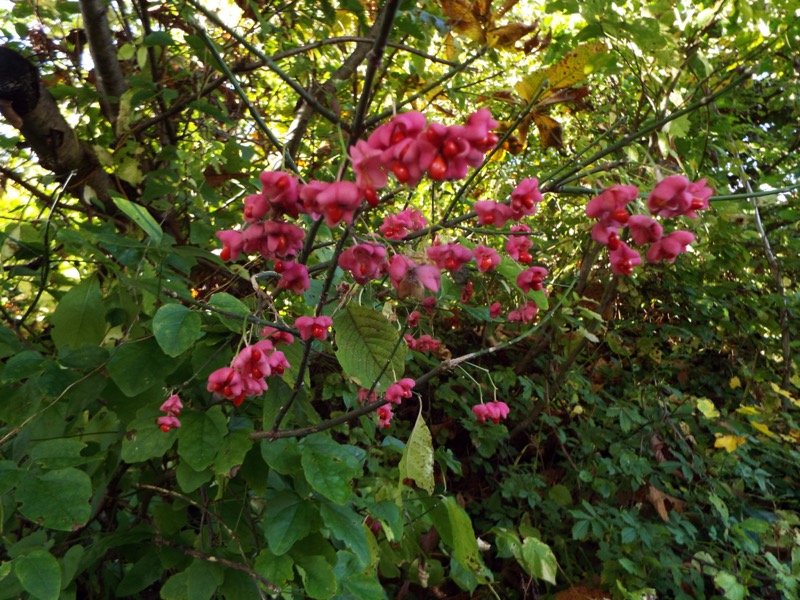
[29,439,88,469]
[208,292,251,332]
[398,410,434,495]
[295,554,336,600]
[301,436,364,505]
[254,548,294,587]
[714,571,747,600]
[431,496,483,575]
[107,338,180,397]
[177,406,228,471]
[261,438,303,475]
[152,304,202,357]
[111,193,162,241]
[213,430,253,476]
[50,276,107,349]
[121,410,177,463]
[263,491,320,555]
[333,304,406,389]
[116,553,163,596]
[519,537,558,584]
[320,503,371,568]
[186,559,225,600]
[14,550,61,600]
[16,468,92,531]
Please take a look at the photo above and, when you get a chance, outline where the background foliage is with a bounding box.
[1,0,798,598]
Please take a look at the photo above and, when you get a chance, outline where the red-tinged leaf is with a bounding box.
[439,0,487,43]
[534,85,591,109]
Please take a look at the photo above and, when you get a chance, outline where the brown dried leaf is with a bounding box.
[532,111,563,149]
[487,22,537,49]
[647,483,686,523]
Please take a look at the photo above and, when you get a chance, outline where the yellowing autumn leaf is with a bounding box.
[696,398,720,419]
[729,376,741,389]
[532,112,563,149]
[736,406,759,416]
[438,0,539,50]
[714,434,747,452]
[750,421,778,438]
[515,41,606,102]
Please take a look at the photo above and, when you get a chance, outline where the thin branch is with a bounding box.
[79,0,128,121]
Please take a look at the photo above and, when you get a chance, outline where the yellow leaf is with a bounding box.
[736,406,759,416]
[750,422,778,438]
[439,0,487,44]
[729,376,741,389]
[696,398,720,419]
[714,434,747,453]
[515,41,606,102]
[770,382,794,400]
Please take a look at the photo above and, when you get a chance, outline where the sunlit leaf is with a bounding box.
[515,41,607,102]
[532,112,563,149]
[714,434,747,452]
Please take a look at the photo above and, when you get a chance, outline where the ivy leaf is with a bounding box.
[333,304,406,389]
[16,468,92,531]
[50,275,107,350]
[152,304,202,357]
[398,409,435,495]
[13,550,61,600]
[519,537,558,584]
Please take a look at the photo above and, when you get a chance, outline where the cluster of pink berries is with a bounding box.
[157,395,183,432]
[206,337,291,407]
[356,378,417,429]
[587,175,712,275]
[472,401,511,424]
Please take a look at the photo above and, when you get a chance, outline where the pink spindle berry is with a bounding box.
[472,401,510,424]
[376,404,394,428]
[338,243,387,284]
[473,245,501,272]
[295,316,333,341]
[276,262,310,294]
[160,394,183,415]
[609,241,642,275]
[517,266,548,294]
[646,230,695,263]
[157,415,181,432]
[385,378,415,404]
[489,302,503,319]
[474,201,513,227]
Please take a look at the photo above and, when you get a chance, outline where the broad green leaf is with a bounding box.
[121,410,177,463]
[254,549,294,587]
[111,193,162,241]
[431,496,483,574]
[29,439,88,469]
[301,436,364,505]
[519,537,558,584]
[208,292,251,332]
[333,304,405,389]
[14,550,61,600]
[261,437,303,475]
[263,491,320,555]
[295,554,336,600]
[107,338,180,397]
[152,304,202,357]
[16,468,92,531]
[714,571,747,600]
[398,410,434,495]
[186,559,225,600]
[320,503,371,568]
[177,406,228,471]
[50,276,107,349]
[213,430,253,476]
[116,553,163,596]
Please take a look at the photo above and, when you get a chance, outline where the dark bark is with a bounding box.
[0,46,117,211]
